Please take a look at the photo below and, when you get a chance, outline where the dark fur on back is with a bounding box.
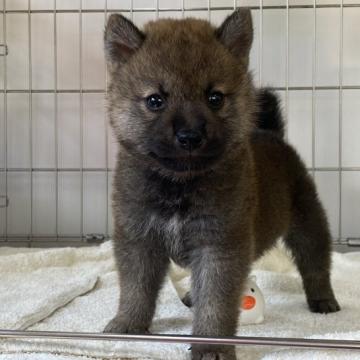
[103,9,340,360]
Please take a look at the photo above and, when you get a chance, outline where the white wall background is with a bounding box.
[0,0,359,244]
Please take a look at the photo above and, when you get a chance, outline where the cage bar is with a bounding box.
[79,0,84,242]
[285,0,289,141]
[259,0,263,86]
[311,0,316,178]
[4,4,360,13]
[2,0,8,242]
[54,0,59,241]
[2,85,360,94]
[104,0,109,242]
[0,330,360,351]
[28,0,33,239]
[338,0,344,244]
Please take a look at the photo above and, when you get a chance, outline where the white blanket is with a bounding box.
[0,245,113,330]
[0,241,359,360]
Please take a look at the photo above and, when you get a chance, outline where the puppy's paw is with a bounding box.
[192,346,236,360]
[308,298,341,314]
[192,352,235,360]
[103,317,128,333]
[103,317,149,334]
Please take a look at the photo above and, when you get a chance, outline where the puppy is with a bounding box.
[104,9,340,360]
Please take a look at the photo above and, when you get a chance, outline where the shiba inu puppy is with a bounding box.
[104,9,340,360]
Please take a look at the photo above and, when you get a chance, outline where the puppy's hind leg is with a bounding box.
[284,176,340,314]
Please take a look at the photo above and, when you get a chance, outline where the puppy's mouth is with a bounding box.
[149,152,220,172]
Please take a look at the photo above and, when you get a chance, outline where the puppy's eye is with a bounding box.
[207,91,224,109]
[146,94,165,111]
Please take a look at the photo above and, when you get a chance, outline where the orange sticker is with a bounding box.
[242,295,256,310]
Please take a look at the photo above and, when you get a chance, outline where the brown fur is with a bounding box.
[104,10,340,360]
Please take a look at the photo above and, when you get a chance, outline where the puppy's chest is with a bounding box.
[129,174,222,262]
[145,200,196,243]
[157,213,185,241]
[140,188,220,263]
[145,183,206,241]
[150,210,220,266]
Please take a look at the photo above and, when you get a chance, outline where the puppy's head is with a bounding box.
[105,10,255,178]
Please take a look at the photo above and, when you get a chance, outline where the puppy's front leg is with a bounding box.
[191,247,250,360]
[104,230,169,334]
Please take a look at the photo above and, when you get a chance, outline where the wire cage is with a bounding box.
[1,0,360,356]
[0,0,359,249]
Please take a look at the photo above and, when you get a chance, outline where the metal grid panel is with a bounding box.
[0,0,359,246]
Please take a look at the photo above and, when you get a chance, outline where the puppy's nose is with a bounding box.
[176,130,203,151]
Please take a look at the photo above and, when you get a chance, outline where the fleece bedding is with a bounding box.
[0,241,359,360]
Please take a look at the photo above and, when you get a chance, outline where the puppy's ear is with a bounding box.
[104,14,145,65]
[216,8,253,67]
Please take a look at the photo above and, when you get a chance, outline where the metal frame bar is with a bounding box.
[2,0,8,242]
[1,167,360,172]
[104,0,109,242]
[0,330,359,350]
[156,0,159,19]
[79,0,84,242]
[28,0,33,239]
[0,234,104,240]
[2,4,360,13]
[259,0,263,86]
[311,0,317,178]
[54,0,59,240]
[0,234,354,244]
[2,85,360,93]
[285,0,289,141]
[338,0,344,245]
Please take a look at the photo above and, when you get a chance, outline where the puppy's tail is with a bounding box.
[256,88,285,138]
